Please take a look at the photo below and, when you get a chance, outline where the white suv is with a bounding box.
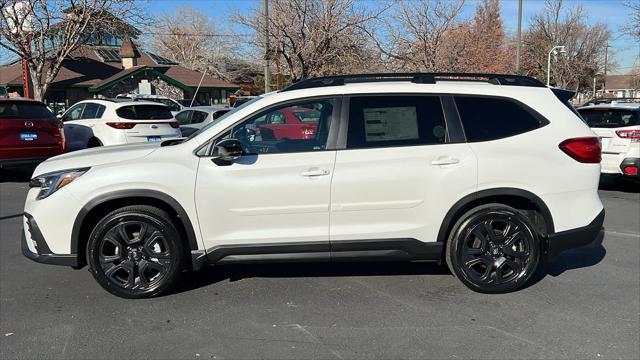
[61,99,182,151]
[577,99,639,180]
[22,73,605,298]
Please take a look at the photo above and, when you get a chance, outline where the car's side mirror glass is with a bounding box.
[212,138,244,166]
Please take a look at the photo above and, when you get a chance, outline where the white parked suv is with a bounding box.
[22,73,605,298]
[61,99,182,151]
[577,99,639,180]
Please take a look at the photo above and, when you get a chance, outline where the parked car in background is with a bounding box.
[1,98,65,169]
[577,99,639,180]
[255,106,321,140]
[61,99,181,151]
[175,106,232,137]
[23,73,604,298]
[232,96,256,108]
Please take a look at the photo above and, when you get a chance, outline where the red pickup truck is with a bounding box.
[0,98,66,169]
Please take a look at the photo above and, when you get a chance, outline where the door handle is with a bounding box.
[301,168,330,177]
[431,157,460,166]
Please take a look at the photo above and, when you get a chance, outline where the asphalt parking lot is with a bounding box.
[0,170,638,359]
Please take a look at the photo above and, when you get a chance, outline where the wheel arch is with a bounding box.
[71,190,199,268]
[436,188,555,246]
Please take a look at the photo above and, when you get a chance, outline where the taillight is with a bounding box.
[623,166,638,176]
[106,122,136,129]
[616,129,640,142]
[559,137,601,163]
[301,127,315,139]
[169,121,180,128]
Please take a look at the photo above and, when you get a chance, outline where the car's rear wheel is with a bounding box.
[446,204,540,293]
[87,205,184,299]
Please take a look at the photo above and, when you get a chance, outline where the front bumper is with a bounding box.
[21,212,78,267]
[544,209,605,260]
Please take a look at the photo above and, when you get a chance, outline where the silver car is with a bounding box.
[175,106,232,137]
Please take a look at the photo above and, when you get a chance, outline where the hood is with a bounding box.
[33,142,160,177]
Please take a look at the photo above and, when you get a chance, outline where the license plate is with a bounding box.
[147,136,161,142]
[20,132,37,141]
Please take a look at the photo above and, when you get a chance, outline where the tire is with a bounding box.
[445,203,540,294]
[87,205,185,299]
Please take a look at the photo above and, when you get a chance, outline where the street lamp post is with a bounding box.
[547,45,567,86]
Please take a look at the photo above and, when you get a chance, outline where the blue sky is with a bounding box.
[148,0,639,74]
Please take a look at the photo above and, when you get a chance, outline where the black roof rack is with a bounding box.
[582,97,640,106]
[280,72,546,92]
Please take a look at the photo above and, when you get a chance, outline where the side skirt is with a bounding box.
[198,239,443,266]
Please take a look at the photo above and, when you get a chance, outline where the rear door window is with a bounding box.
[578,108,639,128]
[175,110,192,125]
[347,95,447,148]
[191,111,208,124]
[454,96,546,142]
[80,103,105,119]
[116,105,173,120]
[0,101,55,119]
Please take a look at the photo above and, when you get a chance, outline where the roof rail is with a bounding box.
[280,72,546,92]
[582,97,640,106]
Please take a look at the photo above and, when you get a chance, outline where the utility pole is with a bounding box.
[593,76,597,99]
[263,0,271,93]
[603,42,608,95]
[515,0,522,74]
[274,0,281,90]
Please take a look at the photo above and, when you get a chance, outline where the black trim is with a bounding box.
[71,190,200,256]
[204,239,442,265]
[620,158,640,177]
[22,213,78,267]
[437,188,555,244]
[544,209,605,259]
[440,96,466,143]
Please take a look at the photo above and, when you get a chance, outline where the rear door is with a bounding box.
[0,100,64,160]
[329,95,477,246]
[115,104,180,143]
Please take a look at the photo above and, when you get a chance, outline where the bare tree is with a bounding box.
[520,0,610,90]
[622,1,639,43]
[0,0,143,101]
[368,0,466,72]
[149,6,245,82]
[235,0,386,82]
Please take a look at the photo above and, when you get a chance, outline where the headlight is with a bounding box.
[29,168,90,200]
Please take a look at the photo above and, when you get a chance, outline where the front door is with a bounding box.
[195,97,340,253]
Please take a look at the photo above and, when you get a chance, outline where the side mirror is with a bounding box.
[212,138,244,166]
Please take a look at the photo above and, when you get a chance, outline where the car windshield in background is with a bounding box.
[293,109,321,122]
[578,108,640,128]
[0,101,55,119]
[116,105,173,120]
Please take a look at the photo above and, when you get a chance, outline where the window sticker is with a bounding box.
[364,106,419,141]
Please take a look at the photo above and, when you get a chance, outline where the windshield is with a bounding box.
[578,108,640,128]
[185,96,264,141]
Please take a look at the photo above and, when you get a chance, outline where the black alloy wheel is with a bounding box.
[446,204,540,293]
[87,205,184,298]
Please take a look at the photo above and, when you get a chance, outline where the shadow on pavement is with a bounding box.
[526,231,606,289]
[599,175,639,193]
[170,261,450,296]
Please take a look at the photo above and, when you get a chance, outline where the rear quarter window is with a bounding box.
[0,101,55,119]
[116,105,173,120]
[578,108,639,128]
[454,96,547,142]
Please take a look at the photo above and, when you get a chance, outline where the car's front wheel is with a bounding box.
[446,204,540,293]
[87,205,184,298]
